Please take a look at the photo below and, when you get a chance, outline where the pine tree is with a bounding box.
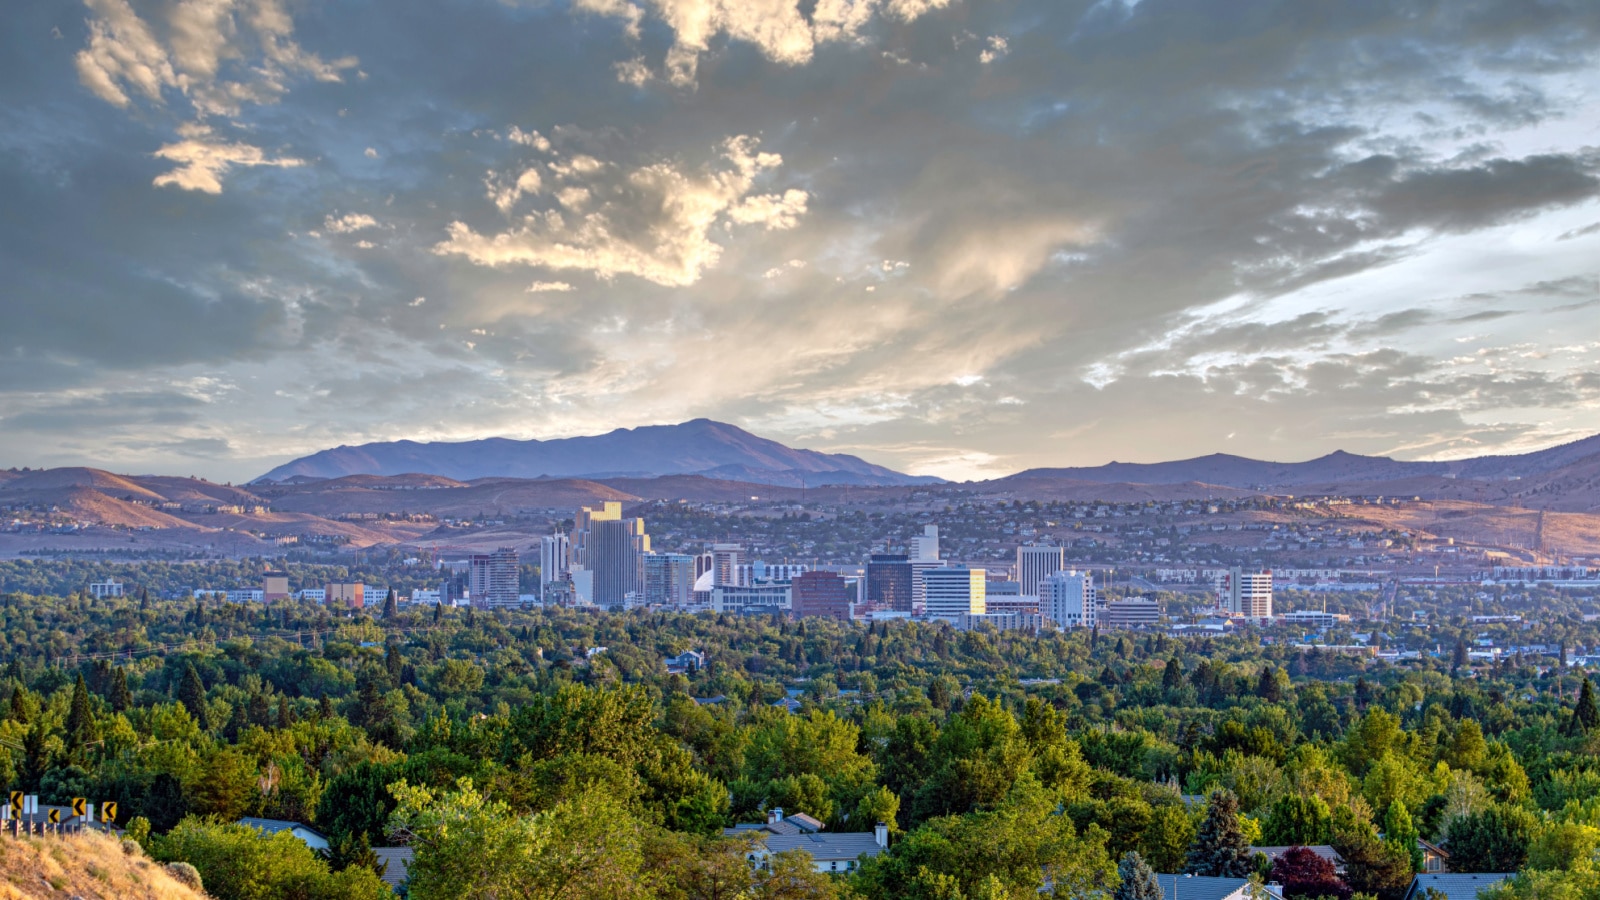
[1257,666,1283,702]
[110,666,132,712]
[1163,657,1184,691]
[319,695,335,720]
[382,589,398,620]
[178,663,210,730]
[1354,676,1374,710]
[138,587,149,611]
[1570,676,1600,736]
[66,672,99,748]
[1452,635,1470,672]
[1186,789,1254,877]
[433,601,444,623]
[277,695,294,729]
[1116,851,1163,900]
[8,685,29,724]
[385,641,404,685]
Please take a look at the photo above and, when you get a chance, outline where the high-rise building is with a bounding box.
[1040,570,1095,628]
[792,570,850,621]
[539,534,569,590]
[734,562,809,585]
[325,582,365,609]
[909,525,940,561]
[908,526,941,613]
[1221,568,1273,618]
[1016,545,1065,596]
[591,518,649,607]
[645,552,696,607]
[866,554,913,613]
[711,544,744,586]
[470,547,521,607]
[571,501,622,569]
[924,566,986,620]
[712,582,791,615]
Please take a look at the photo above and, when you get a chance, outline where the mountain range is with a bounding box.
[256,419,941,487]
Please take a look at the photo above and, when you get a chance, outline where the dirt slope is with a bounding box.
[0,832,205,900]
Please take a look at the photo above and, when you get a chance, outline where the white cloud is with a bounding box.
[323,212,379,233]
[575,0,956,85]
[615,57,652,86]
[151,122,304,193]
[364,147,378,158]
[526,281,576,292]
[436,135,809,286]
[979,35,1008,64]
[506,127,551,151]
[410,297,426,306]
[75,0,177,108]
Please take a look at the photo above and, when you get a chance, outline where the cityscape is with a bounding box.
[4,0,1600,899]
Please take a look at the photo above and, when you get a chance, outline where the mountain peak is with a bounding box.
[256,420,938,488]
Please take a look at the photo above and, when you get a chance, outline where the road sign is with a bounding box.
[71,797,86,818]
[102,801,117,823]
[7,791,19,813]
[47,809,59,824]
[24,795,37,815]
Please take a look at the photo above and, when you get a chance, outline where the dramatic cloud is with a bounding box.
[4,0,1600,480]
[436,135,808,286]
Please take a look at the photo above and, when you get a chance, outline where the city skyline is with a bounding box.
[4,1,1600,484]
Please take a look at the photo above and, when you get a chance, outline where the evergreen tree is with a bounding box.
[1257,666,1283,702]
[277,695,294,729]
[1569,676,1600,736]
[1354,676,1374,710]
[385,641,404,685]
[1186,790,1254,878]
[179,662,210,730]
[110,666,132,712]
[1383,800,1422,874]
[1452,635,1470,672]
[66,672,99,748]
[138,587,149,611]
[382,589,398,620]
[8,685,29,723]
[433,601,444,623]
[20,722,50,789]
[1163,657,1184,691]
[1116,851,1162,900]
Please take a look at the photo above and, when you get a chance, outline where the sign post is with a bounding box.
[102,801,118,831]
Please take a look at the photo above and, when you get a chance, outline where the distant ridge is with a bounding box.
[1000,432,1600,489]
[255,419,941,488]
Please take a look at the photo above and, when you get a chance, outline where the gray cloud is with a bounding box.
[2,0,1600,480]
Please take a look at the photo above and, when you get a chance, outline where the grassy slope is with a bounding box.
[0,832,204,900]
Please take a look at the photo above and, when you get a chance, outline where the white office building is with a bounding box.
[1040,570,1096,628]
[88,582,124,599]
[712,582,792,615]
[1221,568,1273,618]
[539,534,569,589]
[645,553,697,607]
[1016,545,1065,596]
[924,566,986,621]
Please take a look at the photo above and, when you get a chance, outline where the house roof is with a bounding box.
[785,813,825,833]
[1252,845,1345,867]
[1417,838,1450,859]
[237,817,328,840]
[1154,874,1254,900]
[757,832,885,862]
[1406,874,1514,900]
[373,847,414,890]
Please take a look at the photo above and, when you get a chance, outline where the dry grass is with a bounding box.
[0,831,206,900]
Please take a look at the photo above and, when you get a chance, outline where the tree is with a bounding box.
[390,779,649,900]
[1445,806,1534,873]
[1263,794,1333,846]
[110,666,132,713]
[66,672,100,750]
[1568,677,1600,736]
[178,663,210,730]
[382,589,399,620]
[1334,830,1414,900]
[1383,801,1422,874]
[1257,666,1283,703]
[1452,635,1470,672]
[1116,851,1162,900]
[154,817,390,900]
[1186,790,1254,878]
[1163,658,1184,692]
[1270,847,1351,900]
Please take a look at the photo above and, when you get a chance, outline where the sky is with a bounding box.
[3,0,1600,483]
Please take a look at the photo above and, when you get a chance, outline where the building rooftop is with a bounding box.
[1406,874,1514,900]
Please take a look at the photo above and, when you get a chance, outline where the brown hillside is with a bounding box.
[0,831,205,900]
[3,468,167,503]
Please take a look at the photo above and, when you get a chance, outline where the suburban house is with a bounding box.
[665,650,706,674]
[724,808,888,874]
[1252,845,1345,873]
[1404,874,1515,900]
[1152,874,1286,900]
[1417,838,1450,873]
[237,817,330,852]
